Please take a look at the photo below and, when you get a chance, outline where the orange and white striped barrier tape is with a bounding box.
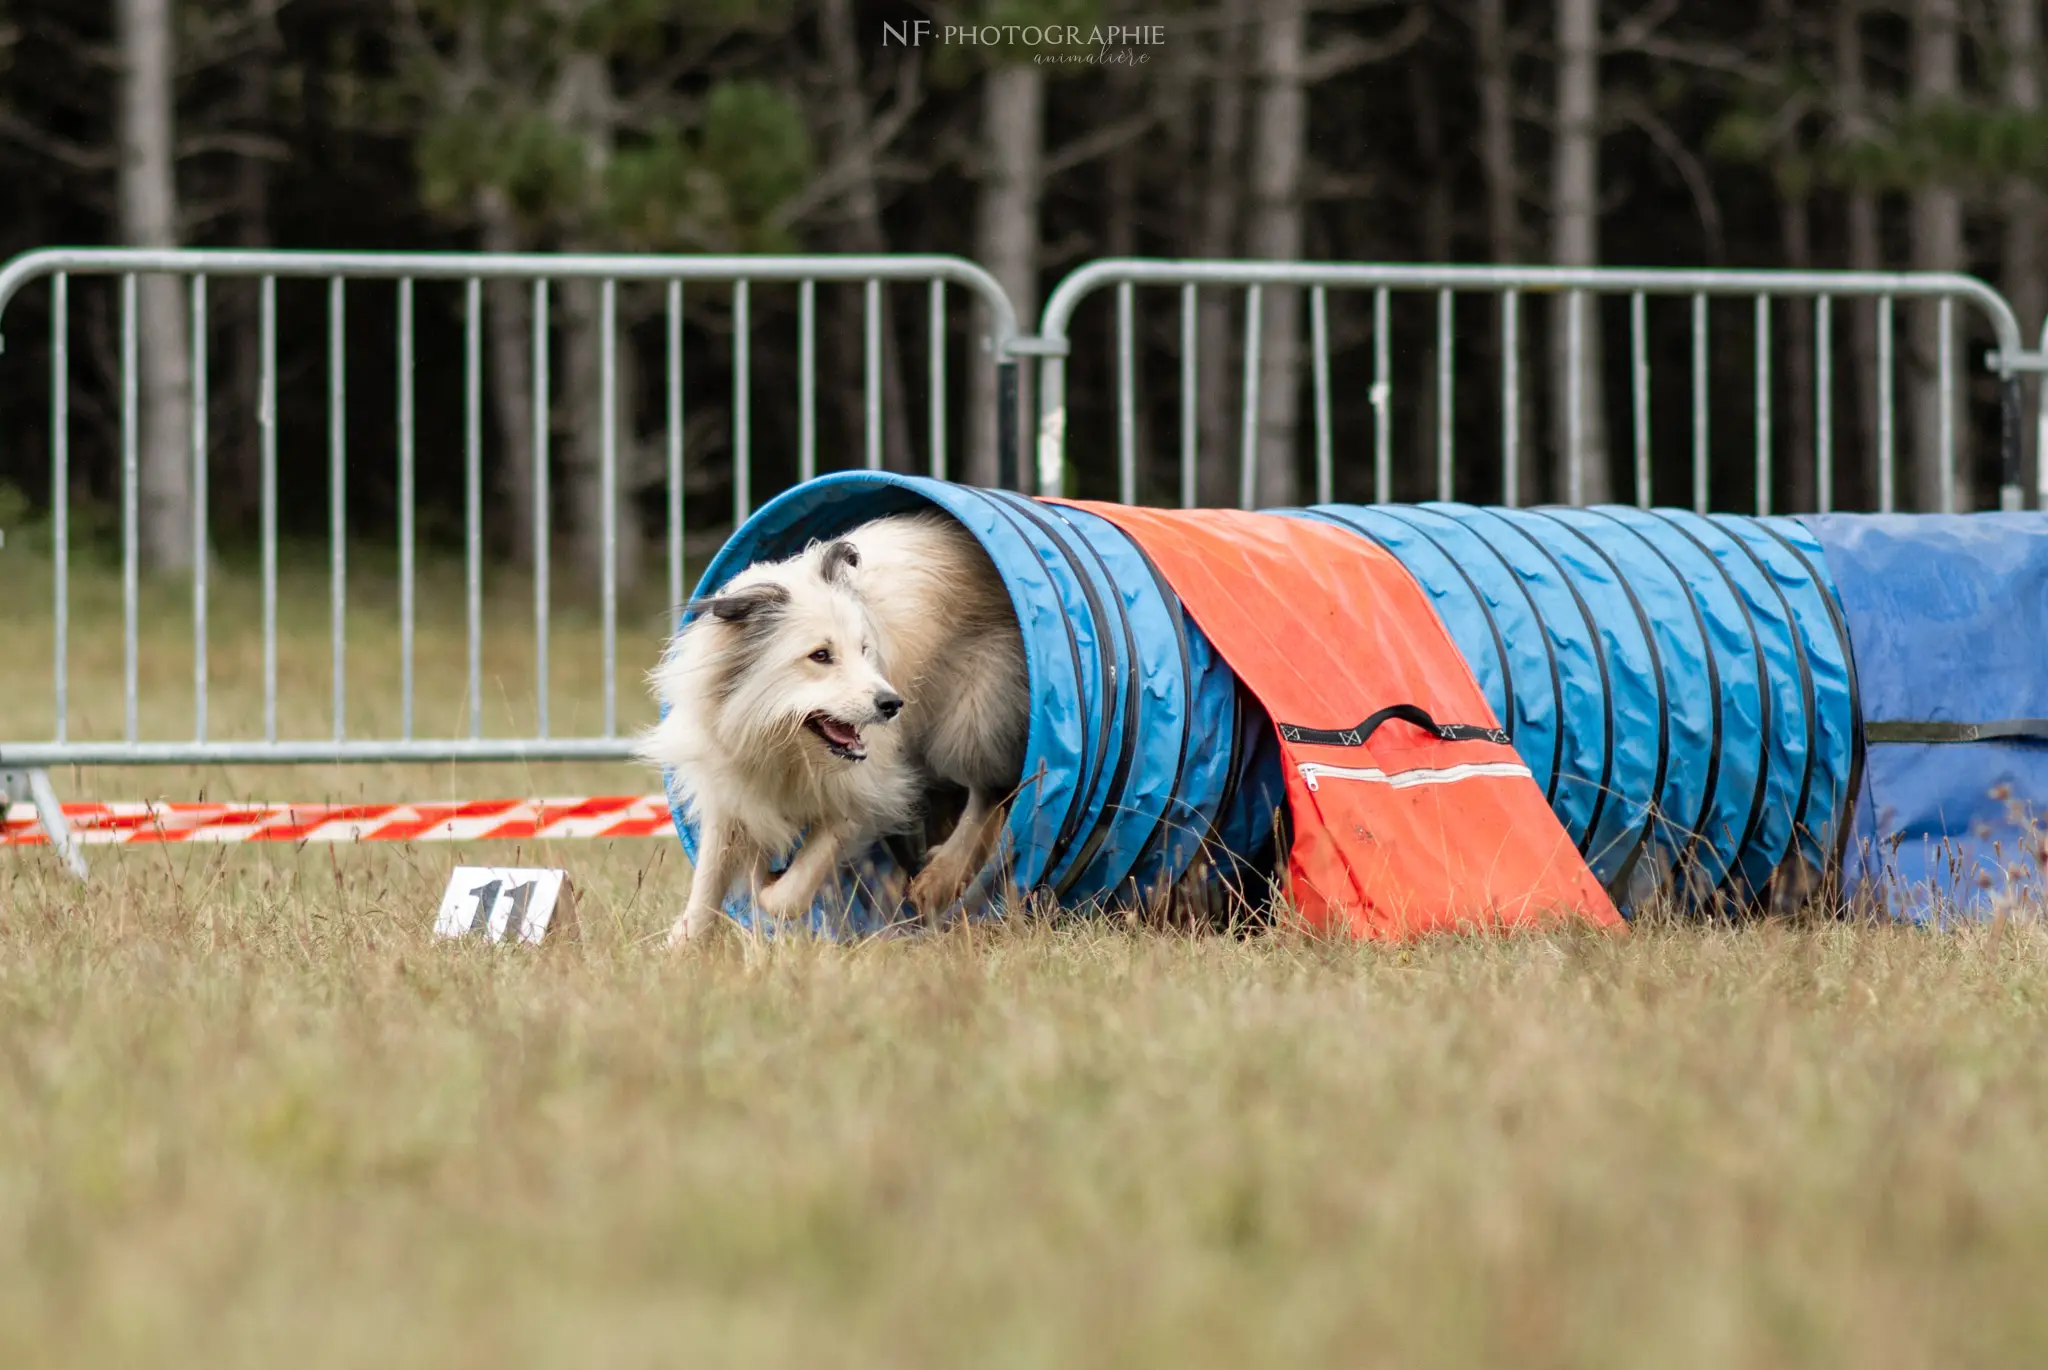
[2,796,674,847]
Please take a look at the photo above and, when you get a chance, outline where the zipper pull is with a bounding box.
[1299,764,1320,792]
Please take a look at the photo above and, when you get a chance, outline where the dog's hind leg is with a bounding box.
[669,813,754,947]
[907,788,1007,922]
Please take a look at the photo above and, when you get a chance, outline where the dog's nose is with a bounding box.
[874,690,904,720]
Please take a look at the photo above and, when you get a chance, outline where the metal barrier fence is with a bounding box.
[3,246,2044,877]
[0,249,1021,873]
[1031,259,2033,515]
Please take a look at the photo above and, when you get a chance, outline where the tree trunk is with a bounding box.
[1782,189,1816,511]
[117,0,193,573]
[1836,0,1882,510]
[1413,54,1456,499]
[968,64,1043,490]
[1246,0,1307,510]
[1910,0,1966,512]
[2001,0,2043,503]
[480,190,536,567]
[1477,0,1539,504]
[1195,0,1250,506]
[555,51,641,597]
[819,0,915,475]
[1476,0,1516,267]
[1104,60,1151,501]
[225,0,280,533]
[1550,0,1611,505]
[1773,0,1814,513]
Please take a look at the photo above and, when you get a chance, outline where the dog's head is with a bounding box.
[686,539,903,765]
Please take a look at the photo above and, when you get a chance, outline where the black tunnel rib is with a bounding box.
[1531,509,1672,897]
[1719,516,1822,880]
[1585,508,1727,894]
[988,492,1144,900]
[1645,511,1777,900]
[975,493,1101,884]
[1467,506,1613,861]
[1753,519,1864,875]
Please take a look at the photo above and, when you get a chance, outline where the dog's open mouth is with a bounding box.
[804,712,867,761]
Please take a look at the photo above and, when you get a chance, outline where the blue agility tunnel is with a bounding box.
[1291,504,1860,915]
[1802,513,2048,920]
[669,475,2041,930]
[665,473,1288,936]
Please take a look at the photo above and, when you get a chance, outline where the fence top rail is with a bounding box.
[1035,257,2025,365]
[0,247,1021,349]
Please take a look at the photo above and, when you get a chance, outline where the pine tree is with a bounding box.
[388,0,812,588]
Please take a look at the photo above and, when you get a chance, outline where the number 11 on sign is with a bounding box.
[433,866,577,945]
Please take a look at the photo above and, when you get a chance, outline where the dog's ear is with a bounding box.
[694,583,791,624]
[818,540,860,584]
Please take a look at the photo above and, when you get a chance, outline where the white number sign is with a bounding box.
[433,866,578,945]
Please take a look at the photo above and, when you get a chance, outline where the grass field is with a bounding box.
[6,545,2048,1368]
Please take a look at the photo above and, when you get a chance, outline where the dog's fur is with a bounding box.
[638,512,1028,943]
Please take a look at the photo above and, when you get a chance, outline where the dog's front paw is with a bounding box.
[665,907,724,948]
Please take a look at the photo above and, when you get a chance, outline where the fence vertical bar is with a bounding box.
[1437,289,1455,502]
[1754,294,1771,515]
[120,273,138,743]
[1239,284,1263,511]
[2040,328,2048,509]
[465,278,484,739]
[865,278,883,470]
[1815,296,1833,513]
[1117,281,1136,505]
[734,280,752,522]
[329,277,347,739]
[799,279,816,483]
[50,273,67,742]
[1878,295,1895,512]
[600,277,618,739]
[260,275,277,742]
[1692,293,1709,514]
[532,279,549,737]
[1566,290,1585,506]
[1503,289,1521,507]
[1180,284,1197,509]
[928,279,946,480]
[1001,358,1023,493]
[398,279,415,739]
[666,280,684,627]
[190,275,208,742]
[1938,295,1955,513]
[1630,291,1650,508]
[1303,285,1329,505]
[1373,287,1391,503]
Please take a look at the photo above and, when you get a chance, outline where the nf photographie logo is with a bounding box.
[881,20,1166,64]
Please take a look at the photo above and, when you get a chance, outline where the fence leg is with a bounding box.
[2,768,86,879]
[2001,376,2024,512]
[996,357,1020,493]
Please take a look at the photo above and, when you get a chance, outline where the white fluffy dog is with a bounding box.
[639,512,1028,944]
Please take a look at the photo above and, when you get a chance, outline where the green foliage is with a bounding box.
[602,83,809,252]
[415,105,590,224]
[1811,100,2048,194]
[1706,107,1776,166]
[394,2,810,252]
[694,79,813,240]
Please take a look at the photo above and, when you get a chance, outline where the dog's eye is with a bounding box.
[808,648,833,665]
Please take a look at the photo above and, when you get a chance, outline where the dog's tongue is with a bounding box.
[818,718,861,748]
